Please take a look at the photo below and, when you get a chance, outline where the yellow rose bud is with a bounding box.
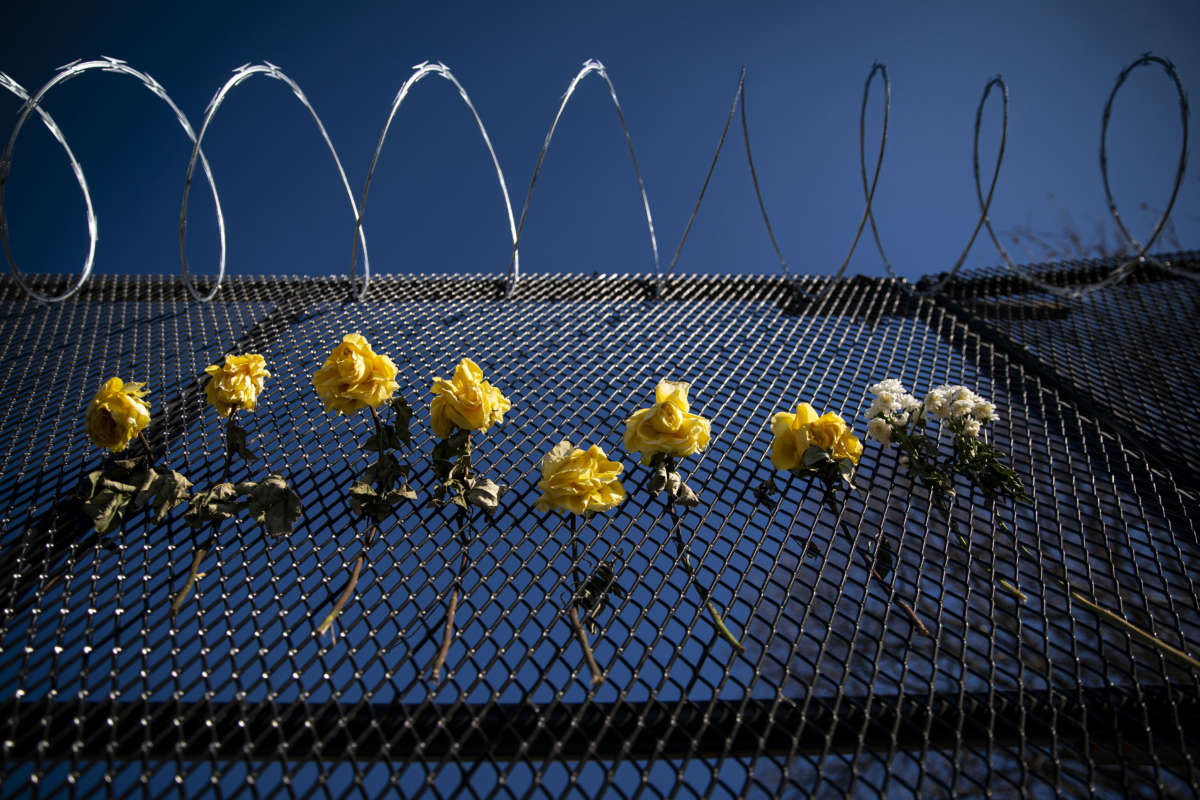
[312,333,399,415]
[534,440,626,515]
[771,401,862,471]
[204,353,270,417]
[85,377,151,452]
[429,357,511,439]
[623,379,712,465]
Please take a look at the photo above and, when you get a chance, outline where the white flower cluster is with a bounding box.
[864,379,923,446]
[923,384,997,439]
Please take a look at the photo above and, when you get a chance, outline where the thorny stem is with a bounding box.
[171,410,237,616]
[316,406,389,639]
[567,515,604,686]
[667,499,746,654]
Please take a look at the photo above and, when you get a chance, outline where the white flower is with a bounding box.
[924,387,951,421]
[972,400,997,422]
[950,398,974,419]
[869,379,906,396]
[867,416,893,446]
[962,417,982,439]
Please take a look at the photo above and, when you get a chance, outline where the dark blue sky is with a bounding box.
[2,0,1197,288]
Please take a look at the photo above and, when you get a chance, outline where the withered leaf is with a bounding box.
[245,474,302,537]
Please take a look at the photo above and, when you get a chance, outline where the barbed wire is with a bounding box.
[0,54,1191,303]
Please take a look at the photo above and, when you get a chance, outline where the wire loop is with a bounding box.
[0,58,223,303]
[507,60,659,297]
[181,62,364,301]
[356,61,517,300]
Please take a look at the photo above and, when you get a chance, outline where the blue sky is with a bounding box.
[1,0,1197,287]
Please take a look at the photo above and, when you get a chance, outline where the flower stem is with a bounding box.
[822,489,932,638]
[667,500,745,654]
[431,508,471,681]
[955,531,1028,603]
[316,408,392,639]
[171,411,238,616]
[567,515,604,686]
[170,540,210,615]
[1013,543,1200,672]
[848,526,931,638]
[138,432,155,465]
[315,526,376,638]
[222,410,236,482]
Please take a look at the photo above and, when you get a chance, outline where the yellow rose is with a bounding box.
[429,357,511,438]
[312,333,399,415]
[86,377,151,452]
[534,440,626,515]
[771,402,862,471]
[623,379,711,465]
[204,353,270,417]
[831,427,864,463]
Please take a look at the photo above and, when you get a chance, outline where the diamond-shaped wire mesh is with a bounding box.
[1,257,1198,798]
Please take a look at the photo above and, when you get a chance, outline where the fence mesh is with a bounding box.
[1,255,1198,798]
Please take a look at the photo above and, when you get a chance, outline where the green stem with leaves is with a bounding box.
[172,410,237,615]
[567,514,604,686]
[666,498,745,654]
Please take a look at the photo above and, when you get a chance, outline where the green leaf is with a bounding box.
[802,446,829,469]
[184,482,242,528]
[245,474,302,537]
[388,397,413,446]
[837,458,856,487]
[466,478,506,514]
[227,420,256,462]
[360,452,406,490]
[647,466,669,495]
[82,484,136,535]
[383,485,418,503]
